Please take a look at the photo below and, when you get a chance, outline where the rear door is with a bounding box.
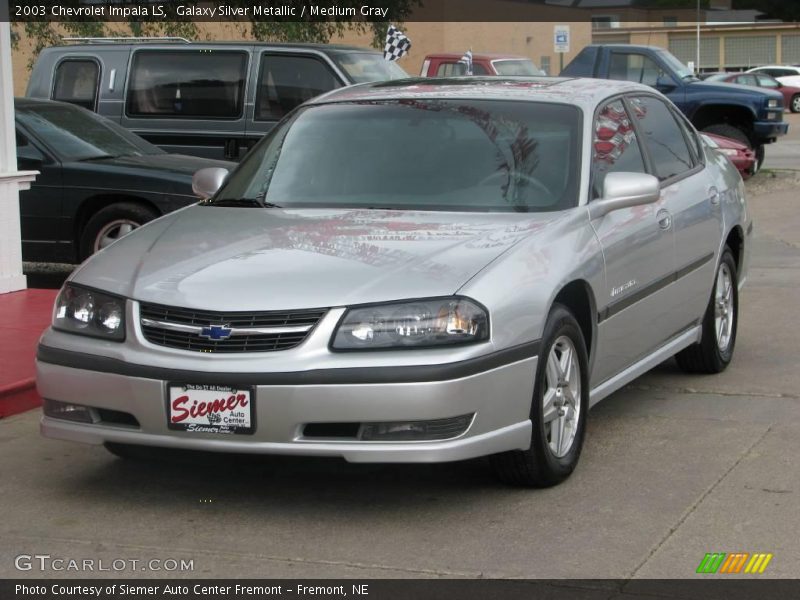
[121,47,250,160]
[245,50,345,153]
[628,94,720,334]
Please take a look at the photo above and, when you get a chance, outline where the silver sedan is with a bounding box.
[37,77,751,487]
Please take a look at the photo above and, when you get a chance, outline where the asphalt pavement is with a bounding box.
[3,174,799,580]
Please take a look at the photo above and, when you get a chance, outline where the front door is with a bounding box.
[589,97,677,385]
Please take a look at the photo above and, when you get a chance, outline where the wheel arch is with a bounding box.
[725,224,745,273]
[550,279,597,363]
[74,194,162,251]
[691,104,756,139]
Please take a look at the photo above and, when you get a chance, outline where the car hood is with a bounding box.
[71,206,564,311]
[688,80,783,100]
[64,154,235,196]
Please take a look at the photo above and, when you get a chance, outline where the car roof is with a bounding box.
[46,41,377,54]
[425,53,531,61]
[308,76,653,110]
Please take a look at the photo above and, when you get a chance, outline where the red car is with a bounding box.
[705,72,800,113]
[704,133,757,179]
[420,53,545,77]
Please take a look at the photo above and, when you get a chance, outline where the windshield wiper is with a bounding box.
[78,154,116,162]
[210,198,282,208]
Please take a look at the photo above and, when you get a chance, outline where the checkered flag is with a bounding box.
[384,25,411,62]
[459,49,473,75]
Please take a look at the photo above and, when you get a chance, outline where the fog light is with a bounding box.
[359,414,473,441]
[43,399,98,424]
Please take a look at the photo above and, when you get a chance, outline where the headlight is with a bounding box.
[53,284,126,341]
[331,297,489,350]
[768,99,779,108]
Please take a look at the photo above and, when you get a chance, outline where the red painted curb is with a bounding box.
[0,385,41,418]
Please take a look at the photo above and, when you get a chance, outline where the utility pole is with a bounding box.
[696,0,701,75]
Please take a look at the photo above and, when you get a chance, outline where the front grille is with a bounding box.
[139,302,327,353]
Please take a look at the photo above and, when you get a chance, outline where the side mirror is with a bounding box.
[192,167,229,200]
[655,75,677,93]
[589,172,661,219]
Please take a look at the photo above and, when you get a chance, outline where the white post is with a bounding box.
[0,1,37,294]
[696,0,701,74]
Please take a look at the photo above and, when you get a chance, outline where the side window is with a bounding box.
[672,109,703,164]
[630,96,695,182]
[735,74,757,86]
[592,99,647,199]
[609,53,666,87]
[52,60,99,111]
[436,62,464,77]
[127,51,247,118]
[756,75,779,89]
[256,54,340,122]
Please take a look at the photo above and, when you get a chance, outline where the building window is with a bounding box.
[592,15,621,29]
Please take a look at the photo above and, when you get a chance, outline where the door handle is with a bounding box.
[657,208,672,230]
[708,187,720,205]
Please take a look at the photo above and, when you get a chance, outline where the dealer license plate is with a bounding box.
[167,384,254,435]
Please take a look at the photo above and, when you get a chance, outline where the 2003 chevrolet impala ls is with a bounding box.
[37,77,750,487]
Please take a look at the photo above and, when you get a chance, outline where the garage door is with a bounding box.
[782,35,800,65]
[669,37,720,69]
[724,36,777,68]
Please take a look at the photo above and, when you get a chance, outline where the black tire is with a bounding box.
[701,123,750,147]
[490,304,590,488]
[753,144,765,173]
[79,202,158,260]
[676,247,739,374]
[791,94,800,114]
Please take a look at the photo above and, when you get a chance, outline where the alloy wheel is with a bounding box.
[714,262,735,353]
[543,335,582,458]
[94,219,140,252]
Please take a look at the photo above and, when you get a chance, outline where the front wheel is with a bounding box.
[79,202,158,260]
[490,304,589,487]
[675,247,739,374]
[791,94,800,113]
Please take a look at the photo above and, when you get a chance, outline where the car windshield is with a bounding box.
[657,49,696,80]
[332,52,409,83]
[492,60,545,76]
[15,102,163,162]
[213,99,581,212]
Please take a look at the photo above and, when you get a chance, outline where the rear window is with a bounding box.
[492,60,544,76]
[215,99,582,213]
[127,50,247,119]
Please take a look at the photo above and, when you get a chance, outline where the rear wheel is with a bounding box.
[676,247,738,374]
[490,304,589,487]
[791,94,800,113]
[79,202,158,260]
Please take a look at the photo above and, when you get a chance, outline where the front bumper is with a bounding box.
[36,350,537,463]
[752,119,789,143]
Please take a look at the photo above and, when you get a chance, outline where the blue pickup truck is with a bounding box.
[562,44,788,169]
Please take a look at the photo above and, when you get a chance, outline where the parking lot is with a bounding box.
[4,130,800,582]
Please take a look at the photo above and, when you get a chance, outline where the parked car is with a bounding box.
[703,133,756,179]
[37,77,750,488]
[704,72,800,113]
[745,65,800,88]
[15,98,234,262]
[420,53,545,77]
[26,39,408,161]
[561,45,788,169]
